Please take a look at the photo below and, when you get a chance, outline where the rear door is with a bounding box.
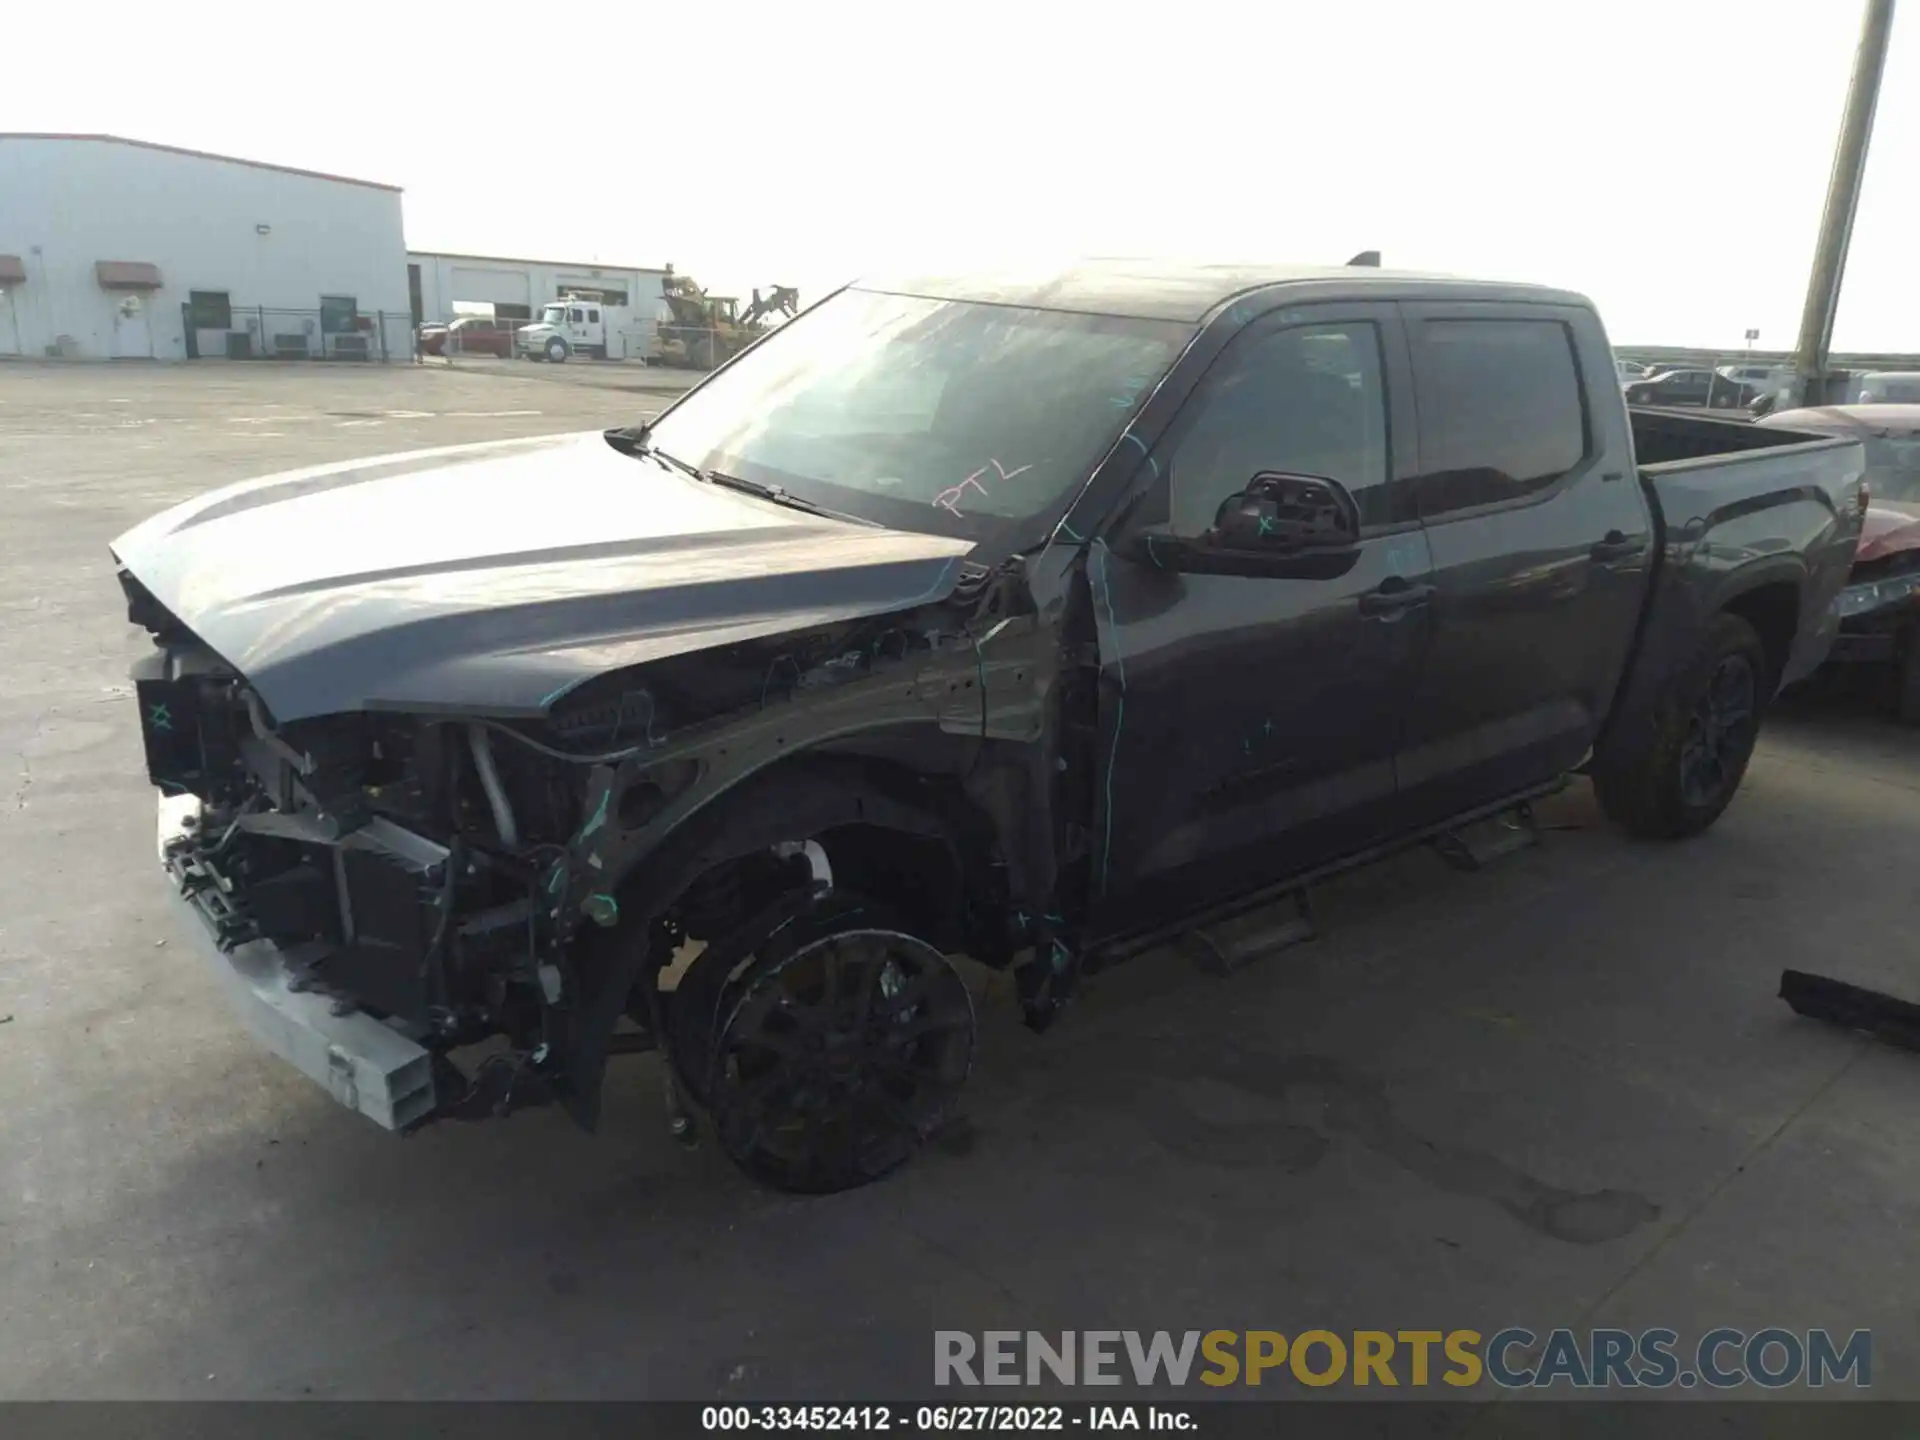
[1392,302,1654,829]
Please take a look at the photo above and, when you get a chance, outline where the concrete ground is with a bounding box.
[2,362,1917,1403]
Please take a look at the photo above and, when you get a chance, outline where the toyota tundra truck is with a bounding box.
[110,261,1868,1192]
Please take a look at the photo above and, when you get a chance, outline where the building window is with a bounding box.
[187,291,232,329]
[319,295,359,334]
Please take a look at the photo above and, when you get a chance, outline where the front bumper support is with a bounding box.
[157,795,437,1131]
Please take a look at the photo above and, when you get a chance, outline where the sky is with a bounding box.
[5,0,1915,352]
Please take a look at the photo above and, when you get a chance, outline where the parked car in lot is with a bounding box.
[1854,371,1920,405]
[1718,363,1794,403]
[110,260,1866,1191]
[419,316,516,358]
[1625,368,1754,408]
[1760,403,1920,719]
[1616,358,1654,381]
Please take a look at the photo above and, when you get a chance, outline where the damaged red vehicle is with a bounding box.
[1760,404,1920,720]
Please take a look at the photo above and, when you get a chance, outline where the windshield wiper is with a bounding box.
[606,427,877,526]
[703,470,880,527]
[605,424,706,483]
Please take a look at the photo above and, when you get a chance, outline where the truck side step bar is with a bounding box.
[1430,801,1540,873]
[1181,890,1316,976]
[1780,969,1920,1054]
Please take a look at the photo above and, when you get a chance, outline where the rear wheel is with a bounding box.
[703,898,975,1193]
[1594,612,1769,838]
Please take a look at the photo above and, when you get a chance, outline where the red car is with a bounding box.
[419,317,515,358]
[1761,403,1920,719]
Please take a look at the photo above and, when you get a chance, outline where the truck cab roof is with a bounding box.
[850,257,1592,323]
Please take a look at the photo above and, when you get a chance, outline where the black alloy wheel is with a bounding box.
[1678,652,1758,809]
[711,920,975,1193]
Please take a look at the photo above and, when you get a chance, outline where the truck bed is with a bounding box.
[1629,406,1843,468]
[1592,409,1867,784]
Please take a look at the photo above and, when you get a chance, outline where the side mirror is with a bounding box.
[1208,472,1359,551]
[1113,472,1363,579]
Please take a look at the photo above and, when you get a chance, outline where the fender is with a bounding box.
[556,755,973,1129]
[1592,548,1805,782]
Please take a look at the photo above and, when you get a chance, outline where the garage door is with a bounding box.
[449,267,531,309]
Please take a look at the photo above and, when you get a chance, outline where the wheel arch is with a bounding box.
[557,751,990,1130]
[1716,573,1802,694]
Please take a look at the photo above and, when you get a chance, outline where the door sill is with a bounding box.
[1088,775,1573,964]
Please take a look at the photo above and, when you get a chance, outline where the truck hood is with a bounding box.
[110,432,972,723]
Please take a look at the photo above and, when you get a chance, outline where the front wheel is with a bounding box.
[546,338,568,363]
[707,900,976,1193]
[1594,612,1769,839]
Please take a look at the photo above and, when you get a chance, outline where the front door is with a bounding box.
[1091,303,1433,936]
[1392,302,1655,830]
[111,296,152,358]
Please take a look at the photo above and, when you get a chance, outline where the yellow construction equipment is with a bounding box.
[653,268,799,369]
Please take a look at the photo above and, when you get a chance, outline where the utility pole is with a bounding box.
[1791,0,1898,406]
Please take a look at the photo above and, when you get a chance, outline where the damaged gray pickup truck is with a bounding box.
[113,261,1868,1191]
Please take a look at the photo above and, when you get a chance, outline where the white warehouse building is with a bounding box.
[408,250,672,327]
[0,133,411,362]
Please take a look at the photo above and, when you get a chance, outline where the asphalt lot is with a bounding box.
[2,361,1919,1405]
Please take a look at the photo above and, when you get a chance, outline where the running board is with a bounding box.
[1430,801,1540,873]
[1180,890,1316,976]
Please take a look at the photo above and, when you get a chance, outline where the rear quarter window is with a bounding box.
[1412,318,1589,519]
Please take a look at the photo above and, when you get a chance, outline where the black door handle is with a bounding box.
[1358,580,1435,618]
[1590,531,1648,563]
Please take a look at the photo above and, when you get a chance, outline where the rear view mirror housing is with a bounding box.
[1208,471,1360,552]
[1114,472,1363,579]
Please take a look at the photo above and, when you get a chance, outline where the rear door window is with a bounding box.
[1410,318,1589,519]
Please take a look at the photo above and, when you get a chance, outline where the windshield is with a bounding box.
[540,304,567,326]
[640,288,1193,542]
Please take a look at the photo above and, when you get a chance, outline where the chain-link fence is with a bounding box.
[419,314,731,371]
[182,305,414,363]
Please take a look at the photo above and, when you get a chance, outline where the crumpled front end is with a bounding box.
[1828,504,1920,663]
[116,539,1034,1138]
[130,614,554,1130]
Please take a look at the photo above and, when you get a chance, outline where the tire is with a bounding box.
[704,895,975,1194]
[1594,612,1770,839]
[546,338,568,363]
